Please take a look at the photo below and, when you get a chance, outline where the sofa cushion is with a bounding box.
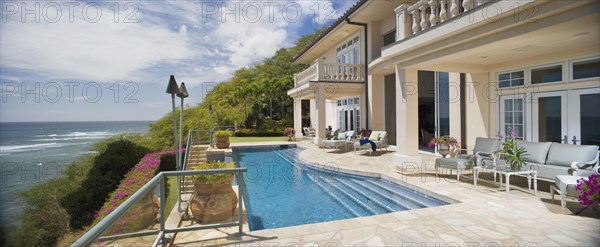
[546,143,598,167]
[535,163,569,181]
[516,140,551,164]
[555,175,581,197]
[337,132,347,140]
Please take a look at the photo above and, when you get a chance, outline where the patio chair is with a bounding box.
[354,131,387,154]
[435,137,500,181]
[322,130,354,151]
[551,164,600,214]
[303,127,315,137]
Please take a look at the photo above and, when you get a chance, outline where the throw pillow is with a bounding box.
[338,132,347,140]
[369,134,380,141]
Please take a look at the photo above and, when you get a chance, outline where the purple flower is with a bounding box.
[496,131,504,141]
[509,127,518,138]
[576,174,600,209]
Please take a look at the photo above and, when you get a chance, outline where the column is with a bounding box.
[293,98,303,139]
[369,74,385,131]
[464,72,491,149]
[394,66,422,166]
[314,84,327,145]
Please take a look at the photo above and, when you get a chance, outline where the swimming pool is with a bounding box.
[233,145,450,231]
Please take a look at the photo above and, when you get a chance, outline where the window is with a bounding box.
[531,64,563,84]
[336,36,360,65]
[572,57,600,80]
[498,71,524,88]
[502,97,524,140]
[383,30,396,47]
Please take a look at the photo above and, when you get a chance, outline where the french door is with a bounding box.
[531,87,600,145]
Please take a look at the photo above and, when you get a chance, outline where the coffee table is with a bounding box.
[474,166,537,196]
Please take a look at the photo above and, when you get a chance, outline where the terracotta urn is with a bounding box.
[189,176,238,223]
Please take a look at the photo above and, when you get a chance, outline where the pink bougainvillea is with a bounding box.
[576,174,600,210]
[93,149,184,222]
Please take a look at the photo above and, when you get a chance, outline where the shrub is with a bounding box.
[191,161,237,184]
[61,139,149,229]
[234,128,284,137]
[92,150,179,234]
[214,130,232,138]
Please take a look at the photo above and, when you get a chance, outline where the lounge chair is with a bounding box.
[551,164,600,214]
[354,131,387,154]
[322,130,354,151]
[435,137,500,181]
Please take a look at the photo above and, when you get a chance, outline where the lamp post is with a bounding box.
[209,105,213,146]
[165,75,180,171]
[176,82,189,171]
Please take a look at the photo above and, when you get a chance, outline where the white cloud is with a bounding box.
[1,9,193,81]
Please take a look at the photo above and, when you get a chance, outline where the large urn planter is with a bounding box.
[214,130,232,149]
[189,177,238,223]
[189,161,238,223]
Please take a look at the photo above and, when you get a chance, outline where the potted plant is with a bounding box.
[214,130,232,149]
[283,128,296,141]
[496,128,528,170]
[189,161,238,223]
[428,136,459,158]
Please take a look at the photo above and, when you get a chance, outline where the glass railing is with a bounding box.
[72,168,247,247]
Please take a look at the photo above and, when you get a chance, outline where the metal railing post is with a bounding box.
[237,171,244,234]
[160,174,166,232]
[179,129,194,212]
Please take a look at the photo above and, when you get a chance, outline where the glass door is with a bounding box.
[418,71,450,152]
[567,88,600,145]
[531,91,567,143]
[500,94,525,140]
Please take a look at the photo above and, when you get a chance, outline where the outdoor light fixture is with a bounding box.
[176,82,189,171]
[166,75,180,172]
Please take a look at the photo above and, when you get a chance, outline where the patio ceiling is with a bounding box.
[424,13,600,70]
[371,0,599,74]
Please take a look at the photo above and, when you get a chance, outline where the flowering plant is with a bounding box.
[496,127,527,170]
[282,128,295,137]
[576,174,600,210]
[427,136,459,148]
[93,149,183,234]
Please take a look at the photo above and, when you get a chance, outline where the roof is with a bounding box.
[292,0,369,62]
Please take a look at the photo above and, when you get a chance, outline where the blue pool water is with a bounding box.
[233,145,450,231]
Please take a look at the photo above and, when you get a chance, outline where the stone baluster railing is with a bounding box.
[429,0,438,26]
[450,0,459,18]
[419,2,429,30]
[463,0,475,11]
[439,0,448,22]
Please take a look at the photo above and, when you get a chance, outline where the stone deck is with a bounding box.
[170,141,600,246]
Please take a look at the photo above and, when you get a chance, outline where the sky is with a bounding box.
[0,0,356,122]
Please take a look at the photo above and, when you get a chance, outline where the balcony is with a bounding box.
[395,0,492,41]
[293,59,365,87]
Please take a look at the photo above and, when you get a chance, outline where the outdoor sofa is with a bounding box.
[501,141,599,181]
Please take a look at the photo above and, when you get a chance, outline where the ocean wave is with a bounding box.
[0,142,83,153]
[0,153,9,156]
[80,151,99,155]
[35,131,115,138]
[33,136,107,142]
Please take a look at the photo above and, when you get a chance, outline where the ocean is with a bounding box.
[0,121,152,228]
